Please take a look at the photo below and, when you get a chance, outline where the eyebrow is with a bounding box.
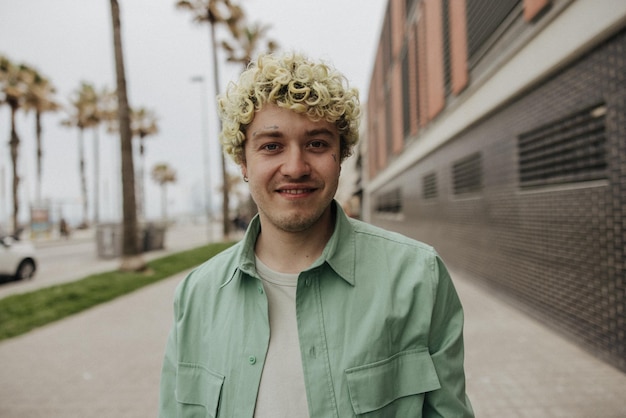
[305,128,336,138]
[249,127,337,140]
[252,125,279,137]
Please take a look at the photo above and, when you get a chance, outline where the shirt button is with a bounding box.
[257,286,264,294]
[248,356,257,365]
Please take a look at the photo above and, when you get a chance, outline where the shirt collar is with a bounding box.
[224,200,356,287]
[313,201,356,286]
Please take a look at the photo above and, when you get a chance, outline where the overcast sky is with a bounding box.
[0,0,387,227]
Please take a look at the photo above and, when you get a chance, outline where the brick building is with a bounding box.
[362,0,626,371]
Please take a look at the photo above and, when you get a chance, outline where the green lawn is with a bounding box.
[0,241,234,342]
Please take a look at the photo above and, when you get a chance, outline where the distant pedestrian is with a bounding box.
[59,218,70,239]
[158,52,474,417]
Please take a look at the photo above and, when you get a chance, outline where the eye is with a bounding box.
[308,140,327,150]
[261,143,281,152]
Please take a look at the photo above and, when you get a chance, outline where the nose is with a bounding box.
[280,147,311,179]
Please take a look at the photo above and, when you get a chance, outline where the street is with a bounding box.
[0,221,217,300]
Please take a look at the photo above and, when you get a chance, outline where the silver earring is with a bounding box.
[243,176,249,182]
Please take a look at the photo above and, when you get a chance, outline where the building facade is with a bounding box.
[364,0,626,372]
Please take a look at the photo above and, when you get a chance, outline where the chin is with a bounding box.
[270,209,326,233]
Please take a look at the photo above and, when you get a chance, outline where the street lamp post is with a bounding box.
[191,75,214,241]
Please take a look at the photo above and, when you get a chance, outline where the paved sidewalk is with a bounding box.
[1,267,625,417]
[0,271,184,418]
[454,269,626,418]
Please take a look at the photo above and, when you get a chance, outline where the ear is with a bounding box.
[241,164,248,180]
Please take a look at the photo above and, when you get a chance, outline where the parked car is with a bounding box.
[0,234,37,280]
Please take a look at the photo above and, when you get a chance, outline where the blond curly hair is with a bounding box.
[217,52,361,164]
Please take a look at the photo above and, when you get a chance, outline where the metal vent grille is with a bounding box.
[422,172,438,199]
[442,0,452,96]
[405,0,417,16]
[376,188,402,213]
[466,0,520,60]
[453,152,483,195]
[518,104,608,188]
[402,45,411,136]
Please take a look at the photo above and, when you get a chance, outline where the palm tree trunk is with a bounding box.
[35,111,43,206]
[93,127,100,225]
[78,128,89,228]
[161,184,168,222]
[110,0,145,271]
[9,105,20,235]
[138,136,145,221]
[209,21,230,238]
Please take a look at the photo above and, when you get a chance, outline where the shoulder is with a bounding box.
[348,217,437,257]
[174,241,242,302]
[195,241,241,277]
[345,218,447,288]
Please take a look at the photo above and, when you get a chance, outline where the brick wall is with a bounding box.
[371,28,626,372]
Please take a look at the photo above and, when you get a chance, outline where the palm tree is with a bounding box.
[177,1,278,237]
[221,20,278,69]
[220,14,278,224]
[130,107,159,221]
[62,82,100,228]
[110,0,145,271]
[23,68,60,206]
[0,55,34,235]
[91,87,117,226]
[176,0,241,238]
[151,162,177,222]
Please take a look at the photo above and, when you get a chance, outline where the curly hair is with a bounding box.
[217,52,361,164]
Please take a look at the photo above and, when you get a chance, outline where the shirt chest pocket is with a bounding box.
[344,348,441,416]
[175,363,225,418]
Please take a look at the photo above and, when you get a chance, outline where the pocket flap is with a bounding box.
[176,362,225,409]
[345,348,441,414]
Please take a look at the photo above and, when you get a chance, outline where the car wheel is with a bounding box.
[15,260,36,280]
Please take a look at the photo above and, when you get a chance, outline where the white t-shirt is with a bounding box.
[253,256,309,417]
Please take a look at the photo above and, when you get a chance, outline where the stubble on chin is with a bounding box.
[260,205,326,233]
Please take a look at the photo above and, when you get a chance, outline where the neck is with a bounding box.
[255,208,335,274]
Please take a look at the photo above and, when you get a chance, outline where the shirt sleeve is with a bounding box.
[423,255,475,417]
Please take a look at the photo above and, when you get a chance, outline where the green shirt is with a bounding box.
[159,203,474,417]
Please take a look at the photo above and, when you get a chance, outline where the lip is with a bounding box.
[279,188,315,194]
[276,185,318,197]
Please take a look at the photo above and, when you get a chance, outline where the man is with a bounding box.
[159,52,474,417]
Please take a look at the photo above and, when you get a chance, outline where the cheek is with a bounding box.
[323,163,342,189]
[330,156,342,174]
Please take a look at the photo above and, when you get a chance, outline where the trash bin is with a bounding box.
[97,222,167,258]
[142,222,166,251]
[96,223,122,258]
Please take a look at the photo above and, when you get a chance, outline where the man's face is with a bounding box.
[241,103,341,234]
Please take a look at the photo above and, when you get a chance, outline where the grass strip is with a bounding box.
[0,241,234,342]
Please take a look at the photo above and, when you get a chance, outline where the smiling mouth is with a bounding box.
[279,189,315,195]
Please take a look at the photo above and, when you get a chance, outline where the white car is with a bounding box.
[0,235,37,280]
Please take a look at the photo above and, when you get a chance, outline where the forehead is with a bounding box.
[246,104,339,139]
